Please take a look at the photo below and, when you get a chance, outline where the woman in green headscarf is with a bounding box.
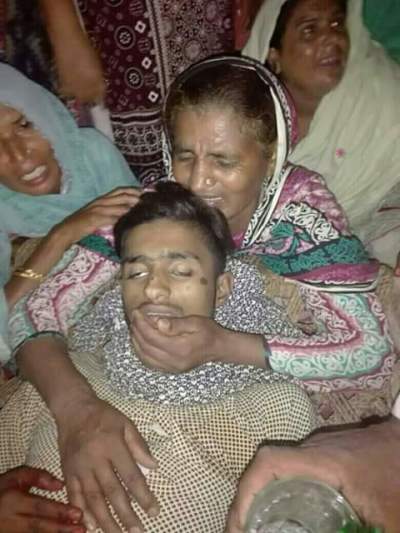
[0,62,139,359]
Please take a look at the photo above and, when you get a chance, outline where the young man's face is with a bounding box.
[120,219,231,323]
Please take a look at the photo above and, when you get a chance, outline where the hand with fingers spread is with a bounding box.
[131,311,266,373]
[53,187,142,249]
[57,394,159,533]
[225,418,400,533]
[0,466,84,533]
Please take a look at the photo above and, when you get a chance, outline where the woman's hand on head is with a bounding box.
[54,187,142,248]
[225,418,400,533]
[56,394,158,533]
[0,466,84,533]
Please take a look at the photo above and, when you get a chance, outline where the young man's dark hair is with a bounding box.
[114,181,234,274]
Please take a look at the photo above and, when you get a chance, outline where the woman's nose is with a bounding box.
[321,25,343,45]
[188,159,214,193]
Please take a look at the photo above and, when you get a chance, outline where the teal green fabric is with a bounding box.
[254,218,370,278]
[0,63,138,286]
[0,62,138,358]
[364,0,400,63]
[79,234,120,263]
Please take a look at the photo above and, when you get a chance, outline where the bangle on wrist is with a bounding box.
[13,267,45,282]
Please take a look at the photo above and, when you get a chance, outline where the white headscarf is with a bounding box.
[243,0,400,238]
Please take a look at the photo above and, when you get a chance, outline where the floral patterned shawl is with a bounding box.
[164,55,379,292]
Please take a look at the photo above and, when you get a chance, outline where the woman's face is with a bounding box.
[171,105,271,235]
[269,0,349,101]
[0,104,62,195]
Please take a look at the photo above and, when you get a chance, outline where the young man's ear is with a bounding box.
[267,48,281,75]
[215,272,233,307]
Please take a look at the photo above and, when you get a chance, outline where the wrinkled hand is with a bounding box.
[55,187,142,247]
[54,31,106,104]
[131,311,226,373]
[0,466,84,533]
[225,418,400,533]
[57,395,158,533]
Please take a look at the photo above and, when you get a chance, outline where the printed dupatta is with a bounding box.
[240,163,378,292]
[164,55,379,292]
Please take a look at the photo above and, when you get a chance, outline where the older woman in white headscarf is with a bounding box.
[243,0,400,266]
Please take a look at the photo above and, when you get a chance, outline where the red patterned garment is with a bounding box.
[77,0,234,183]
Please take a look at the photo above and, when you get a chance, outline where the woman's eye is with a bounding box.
[218,160,232,168]
[331,18,345,30]
[215,157,236,169]
[302,25,315,37]
[175,153,193,163]
[18,119,33,129]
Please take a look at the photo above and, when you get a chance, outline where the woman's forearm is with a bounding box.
[5,227,71,310]
[218,329,268,368]
[39,0,85,47]
[39,0,105,104]
[16,336,95,419]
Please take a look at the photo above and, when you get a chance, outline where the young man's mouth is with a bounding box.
[138,303,183,319]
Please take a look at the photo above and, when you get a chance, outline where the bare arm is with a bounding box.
[39,0,84,45]
[16,337,94,415]
[5,188,140,311]
[5,227,70,310]
[39,0,105,103]
[16,336,158,533]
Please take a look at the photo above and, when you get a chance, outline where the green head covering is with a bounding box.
[0,62,137,359]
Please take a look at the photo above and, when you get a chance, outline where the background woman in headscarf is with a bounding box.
[6,55,396,532]
[0,63,139,361]
[235,0,400,62]
[243,0,400,267]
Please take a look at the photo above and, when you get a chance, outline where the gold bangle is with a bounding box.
[13,268,45,282]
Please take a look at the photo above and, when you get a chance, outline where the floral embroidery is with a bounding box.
[268,290,394,391]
